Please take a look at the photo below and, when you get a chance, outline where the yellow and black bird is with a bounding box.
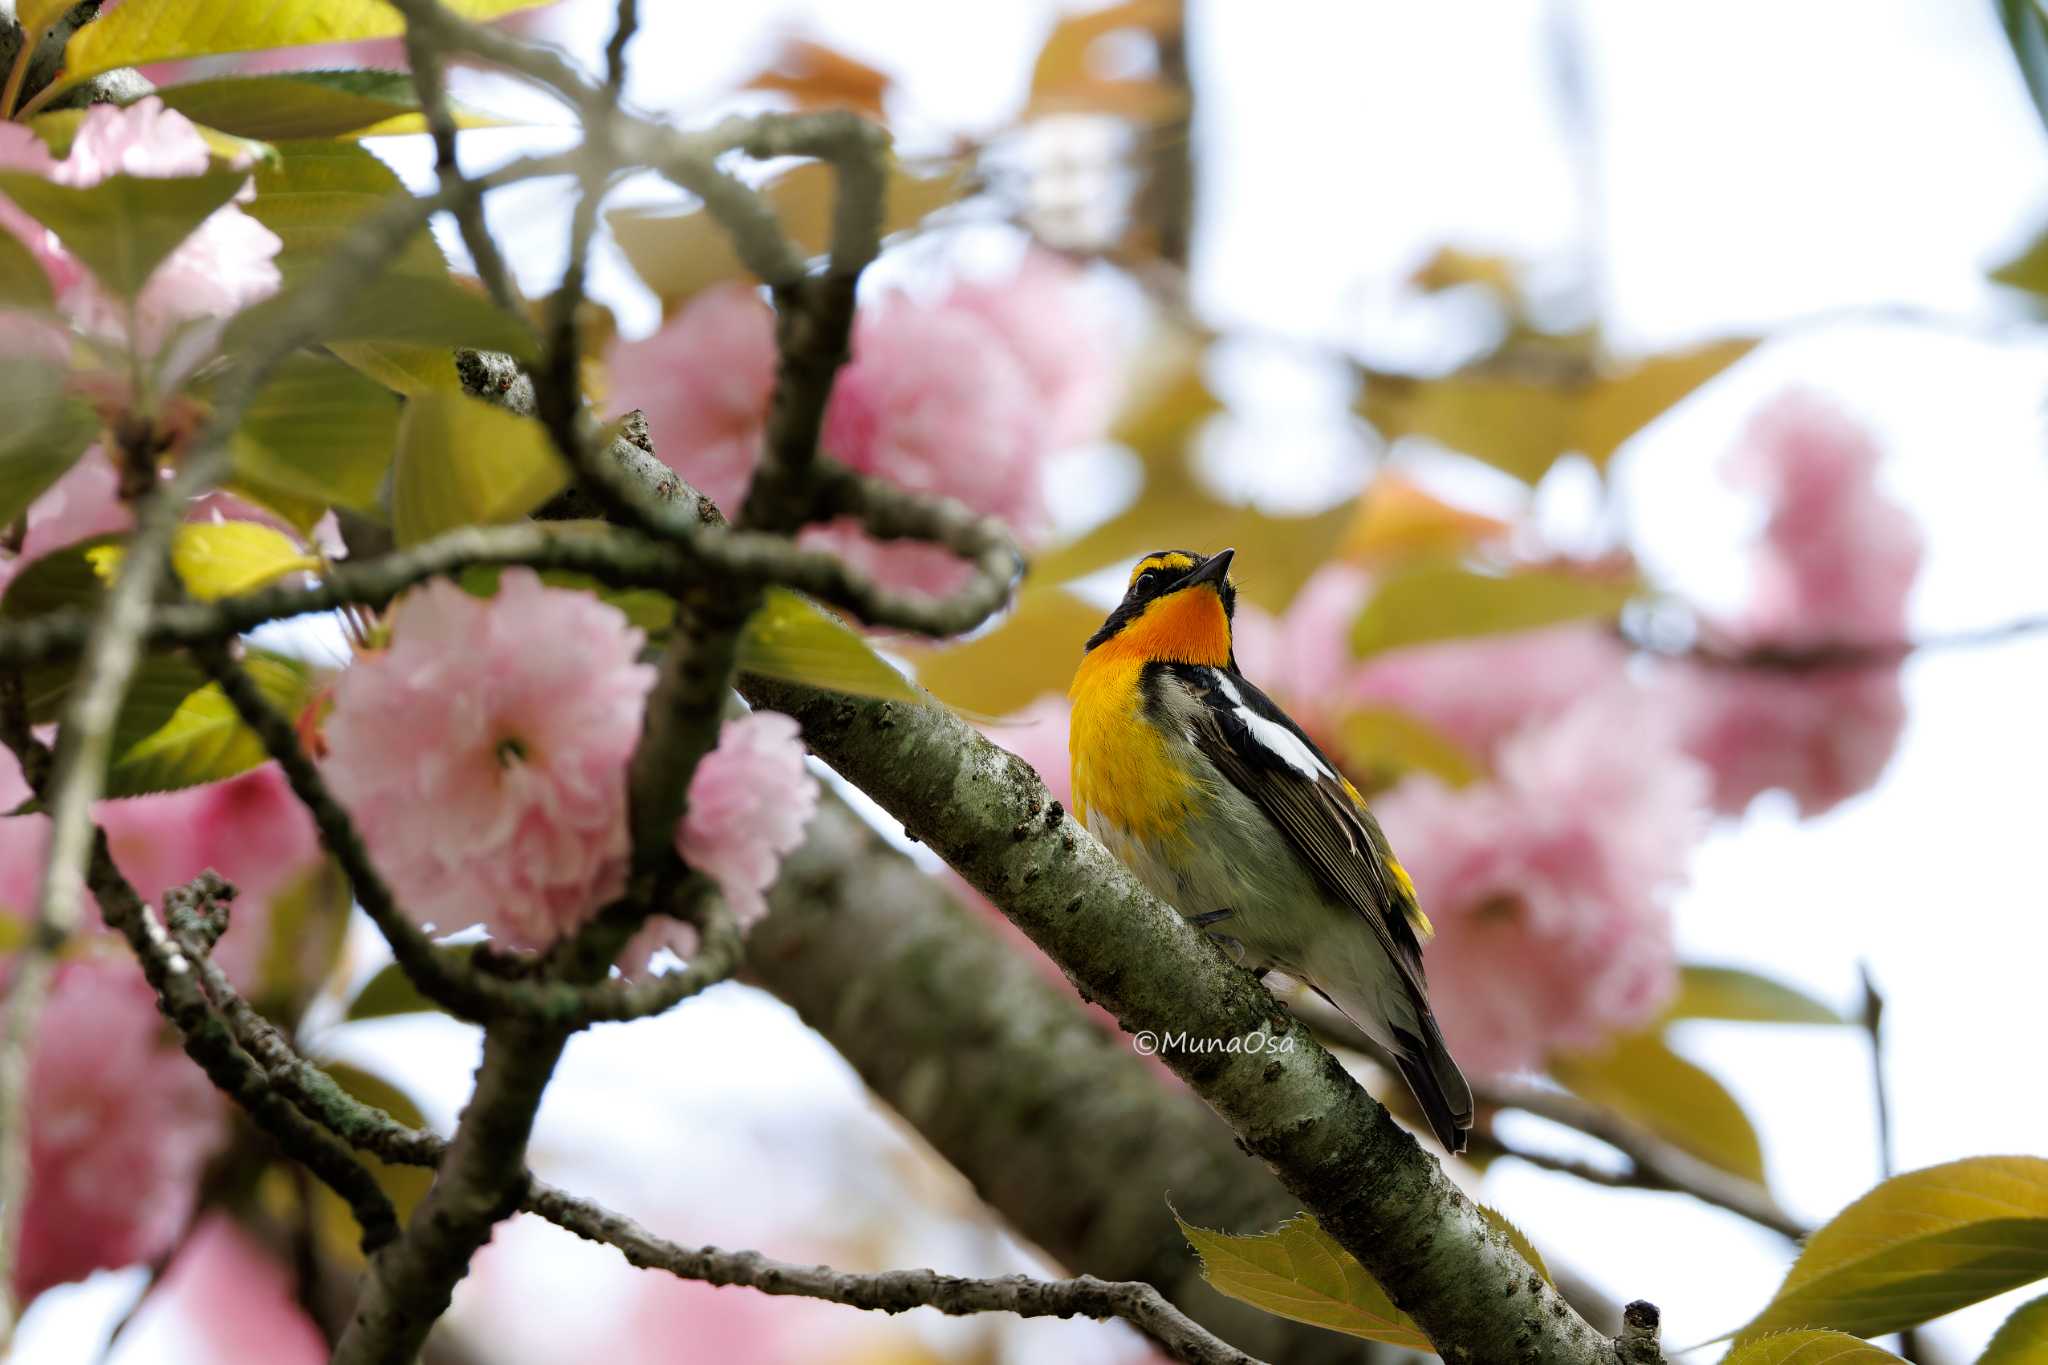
[1068,548,1473,1152]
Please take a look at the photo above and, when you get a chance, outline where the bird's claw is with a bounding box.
[1187,908,1234,929]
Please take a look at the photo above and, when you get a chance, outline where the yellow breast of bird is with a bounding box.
[1067,651,1202,845]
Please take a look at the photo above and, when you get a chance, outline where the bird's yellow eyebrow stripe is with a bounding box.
[1127,552,1195,589]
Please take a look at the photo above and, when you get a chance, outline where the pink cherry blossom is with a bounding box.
[607,260,1105,597]
[1232,563,1630,762]
[5,958,224,1302]
[1673,392,1924,815]
[323,571,655,951]
[622,711,821,974]
[1375,693,1706,1076]
[675,712,819,924]
[0,98,281,367]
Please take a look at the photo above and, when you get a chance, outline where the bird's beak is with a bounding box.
[1176,548,1235,593]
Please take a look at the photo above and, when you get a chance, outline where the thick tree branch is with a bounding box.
[737,676,1635,1364]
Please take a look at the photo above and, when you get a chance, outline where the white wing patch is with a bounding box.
[1206,669,1330,781]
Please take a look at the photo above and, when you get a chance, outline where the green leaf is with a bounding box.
[1991,220,2048,299]
[246,140,446,290]
[344,955,477,1021]
[1,535,126,722]
[308,1062,436,1264]
[228,272,535,362]
[1665,965,1844,1026]
[0,365,100,530]
[253,859,351,1013]
[610,159,970,305]
[2001,0,2048,139]
[898,583,1098,716]
[328,340,461,395]
[230,351,401,520]
[390,390,568,547]
[62,0,553,90]
[1735,1157,2048,1343]
[1335,706,1483,790]
[1722,1330,1907,1364]
[0,171,246,299]
[1552,1032,1766,1184]
[1349,563,1637,657]
[0,230,56,311]
[104,650,315,798]
[155,70,511,142]
[24,108,273,171]
[1359,337,1753,483]
[1981,1292,2048,1365]
[737,588,922,704]
[1178,1211,1430,1350]
[1036,494,1354,616]
[1176,1206,1548,1350]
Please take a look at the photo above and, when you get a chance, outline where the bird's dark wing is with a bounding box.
[1170,664,1430,987]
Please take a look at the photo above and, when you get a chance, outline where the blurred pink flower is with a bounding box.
[946,250,1120,450]
[140,1215,327,1365]
[1674,392,1924,815]
[6,959,224,1302]
[0,98,281,367]
[0,447,130,598]
[606,283,778,514]
[99,764,326,992]
[322,571,655,951]
[980,692,1074,808]
[0,754,324,996]
[1376,694,1706,1076]
[608,258,1109,597]
[1233,564,1629,762]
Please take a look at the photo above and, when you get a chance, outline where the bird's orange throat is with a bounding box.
[1082,589,1233,672]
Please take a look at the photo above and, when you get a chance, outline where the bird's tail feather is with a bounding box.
[1391,1015,1473,1155]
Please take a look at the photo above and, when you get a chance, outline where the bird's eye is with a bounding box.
[1135,569,1162,592]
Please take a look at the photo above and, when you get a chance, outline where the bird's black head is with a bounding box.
[1083,548,1237,653]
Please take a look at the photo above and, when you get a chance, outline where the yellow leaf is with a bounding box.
[1733,1157,2048,1343]
[62,0,554,90]
[609,159,971,308]
[27,109,273,170]
[1334,706,1482,791]
[1359,337,1753,483]
[1664,965,1844,1026]
[899,583,1101,716]
[1175,1205,1547,1351]
[1027,0,1187,122]
[1552,1032,1766,1184]
[737,589,922,705]
[1338,472,1509,566]
[1349,562,1638,656]
[1981,1293,2048,1365]
[390,390,568,547]
[1723,1331,1907,1365]
[170,522,321,601]
[1034,483,1353,614]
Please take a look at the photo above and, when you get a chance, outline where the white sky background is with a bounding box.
[21,1,2048,1361]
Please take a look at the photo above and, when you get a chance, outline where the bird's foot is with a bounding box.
[1186,908,1234,929]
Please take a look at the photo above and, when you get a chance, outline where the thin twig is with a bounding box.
[1477,1079,1809,1242]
